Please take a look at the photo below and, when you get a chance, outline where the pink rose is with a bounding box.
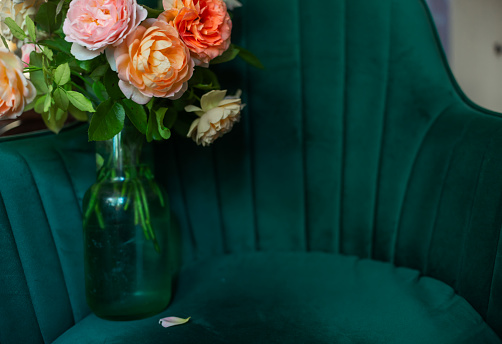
[21,43,37,64]
[160,0,232,64]
[109,18,194,104]
[63,0,147,60]
[0,48,36,119]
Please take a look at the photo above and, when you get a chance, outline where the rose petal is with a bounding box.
[71,43,103,61]
[223,0,242,11]
[162,0,177,10]
[118,80,151,105]
[159,316,191,328]
[160,0,232,63]
[0,48,36,119]
[187,90,242,146]
[200,90,227,112]
[105,47,117,71]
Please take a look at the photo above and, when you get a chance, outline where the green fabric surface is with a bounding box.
[0,124,95,343]
[2,0,502,342]
[158,0,502,336]
[53,252,501,344]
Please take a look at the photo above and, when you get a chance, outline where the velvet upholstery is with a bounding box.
[53,253,500,344]
[2,0,502,342]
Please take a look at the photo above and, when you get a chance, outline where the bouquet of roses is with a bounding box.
[0,0,261,145]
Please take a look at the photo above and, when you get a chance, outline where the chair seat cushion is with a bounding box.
[53,252,501,344]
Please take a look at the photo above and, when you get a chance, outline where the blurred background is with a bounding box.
[427,0,502,112]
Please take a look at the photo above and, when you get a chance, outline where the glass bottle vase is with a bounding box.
[82,121,172,320]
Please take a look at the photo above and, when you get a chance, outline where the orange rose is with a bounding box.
[160,0,232,64]
[0,48,36,119]
[110,18,194,104]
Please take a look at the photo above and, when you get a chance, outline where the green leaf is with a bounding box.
[34,95,47,114]
[187,68,203,87]
[95,153,104,170]
[55,106,65,120]
[189,67,220,90]
[210,45,240,65]
[4,18,27,40]
[191,83,218,91]
[24,97,36,112]
[39,38,71,56]
[54,52,72,66]
[146,107,171,142]
[53,88,69,110]
[76,59,97,73]
[164,107,178,129]
[68,102,89,121]
[42,107,67,134]
[90,64,109,81]
[29,51,43,67]
[42,47,53,61]
[26,16,36,42]
[36,2,61,34]
[103,68,124,100]
[141,5,163,18]
[54,63,71,86]
[29,54,50,94]
[235,45,264,69]
[43,92,52,113]
[92,81,108,102]
[121,99,147,134]
[67,91,95,112]
[88,99,125,141]
[146,98,154,112]
[0,35,9,50]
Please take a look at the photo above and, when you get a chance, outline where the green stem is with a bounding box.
[135,190,150,240]
[23,67,43,72]
[121,172,130,198]
[133,196,139,225]
[138,181,159,252]
[94,203,105,229]
[71,71,93,87]
[150,181,165,207]
[124,183,132,211]
[83,184,99,228]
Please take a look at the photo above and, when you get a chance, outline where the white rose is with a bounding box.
[0,0,15,41]
[1,0,44,44]
[186,90,244,146]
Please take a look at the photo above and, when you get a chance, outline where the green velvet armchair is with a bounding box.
[2,0,502,342]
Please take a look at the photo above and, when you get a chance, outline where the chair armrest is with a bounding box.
[0,124,94,343]
[394,101,502,336]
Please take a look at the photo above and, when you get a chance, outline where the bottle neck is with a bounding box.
[96,120,146,182]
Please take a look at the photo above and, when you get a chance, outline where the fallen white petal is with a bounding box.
[159,316,191,328]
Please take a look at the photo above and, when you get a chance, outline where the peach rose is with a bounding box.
[0,48,36,119]
[63,0,147,60]
[186,90,243,146]
[160,0,232,64]
[109,18,194,104]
